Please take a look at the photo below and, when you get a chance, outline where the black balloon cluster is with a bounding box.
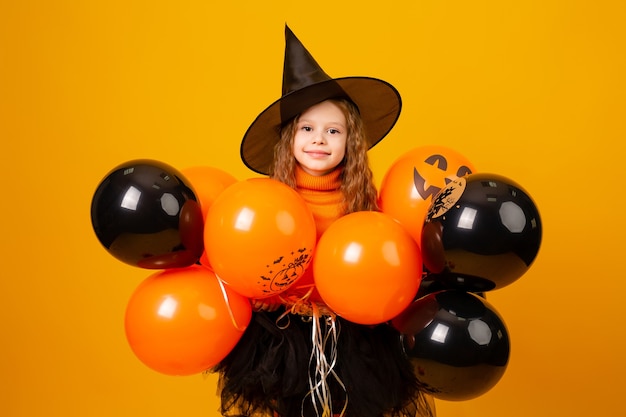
[392,172,542,401]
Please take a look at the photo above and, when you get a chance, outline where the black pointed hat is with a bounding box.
[240,25,402,175]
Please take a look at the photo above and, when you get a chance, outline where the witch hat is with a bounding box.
[240,25,402,175]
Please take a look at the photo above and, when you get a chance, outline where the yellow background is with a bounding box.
[1,1,624,416]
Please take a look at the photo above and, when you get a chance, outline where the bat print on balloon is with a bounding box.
[425,176,466,221]
[259,247,313,295]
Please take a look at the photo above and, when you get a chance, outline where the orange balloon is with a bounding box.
[280,265,324,304]
[204,178,317,299]
[181,166,238,220]
[313,211,422,325]
[182,166,237,267]
[125,265,251,376]
[378,145,476,244]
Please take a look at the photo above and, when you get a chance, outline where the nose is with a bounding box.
[312,132,326,144]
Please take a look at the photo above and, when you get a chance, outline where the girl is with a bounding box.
[212,26,434,417]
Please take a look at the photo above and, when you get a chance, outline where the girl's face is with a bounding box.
[292,100,347,176]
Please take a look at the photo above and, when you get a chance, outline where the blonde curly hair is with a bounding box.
[270,98,379,214]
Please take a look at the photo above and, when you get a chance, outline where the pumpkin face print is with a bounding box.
[413,153,473,201]
[378,145,476,244]
[259,248,313,295]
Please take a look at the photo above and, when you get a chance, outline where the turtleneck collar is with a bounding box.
[295,164,342,191]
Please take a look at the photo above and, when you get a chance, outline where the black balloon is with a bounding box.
[392,290,510,401]
[421,172,542,291]
[90,159,204,269]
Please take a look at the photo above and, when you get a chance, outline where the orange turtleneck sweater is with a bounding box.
[294,165,344,240]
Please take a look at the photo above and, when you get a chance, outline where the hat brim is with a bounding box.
[240,77,402,175]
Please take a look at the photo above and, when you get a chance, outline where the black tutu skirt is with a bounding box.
[211,307,435,417]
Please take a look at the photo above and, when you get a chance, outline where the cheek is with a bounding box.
[335,148,346,162]
[293,148,305,165]
[292,137,304,156]
[333,139,347,160]
[292,133,303,150]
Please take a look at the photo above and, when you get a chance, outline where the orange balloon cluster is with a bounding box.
[95,149,481,376]
[95,143,533,404]
[314,211,422,325]
[204,178,317,299]
[125,265,252,376]
[379,145,476,244]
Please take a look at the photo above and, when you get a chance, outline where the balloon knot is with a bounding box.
[279,286,336,318]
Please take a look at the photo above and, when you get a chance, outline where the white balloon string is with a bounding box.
[215,273,248,332]
[272,287,348,416]
[275,286,314,329]
[302,303,347,417]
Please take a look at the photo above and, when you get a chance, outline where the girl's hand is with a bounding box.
[251,295,282,312]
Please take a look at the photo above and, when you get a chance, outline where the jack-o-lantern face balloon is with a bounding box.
[379,145,476,244]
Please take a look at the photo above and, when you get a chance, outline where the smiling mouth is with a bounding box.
[305,151,330,157]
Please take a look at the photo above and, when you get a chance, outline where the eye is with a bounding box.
[456,165,473,177]
[301,126,312,132]
[328,128,341,134]
[424,154,448,171]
